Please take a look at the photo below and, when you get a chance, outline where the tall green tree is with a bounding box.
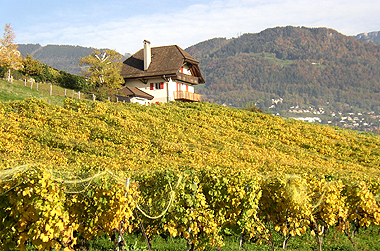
[79,50,124,99]
[0,23,23,81]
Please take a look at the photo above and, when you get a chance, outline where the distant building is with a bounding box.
[292,117,322,123]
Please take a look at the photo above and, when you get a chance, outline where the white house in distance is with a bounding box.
[119,40,205,104]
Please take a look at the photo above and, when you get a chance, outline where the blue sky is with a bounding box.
[1,0,379,54]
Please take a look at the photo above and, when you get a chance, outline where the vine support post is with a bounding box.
[186,239,194,251]
[7,69,11,82]
[344,221,357,249]
[282,234,291,249]
[266,214,275,251]
[239,232,244,250]
[117,221,126,251]
[352,207,360,238]
[134,209,152,251]
[312,221,325,251]
[112,228,118,250]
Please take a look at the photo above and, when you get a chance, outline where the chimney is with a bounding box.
[143,40,151,70]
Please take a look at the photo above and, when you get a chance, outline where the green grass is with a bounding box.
[8,225,364,251]
[262,53,293,67]
[134,226,379,251]
[248,52,294,67]
[73,225,380,251]
[8,223,379,250]
[0,79,91,106]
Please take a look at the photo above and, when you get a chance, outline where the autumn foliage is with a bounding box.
[0,24,23,81]
[1,98,380,250]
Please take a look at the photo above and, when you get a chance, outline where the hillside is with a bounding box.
[1,98,380,250]
[0,97,375,173]
[2,97,379,176]
[186,26,380,132]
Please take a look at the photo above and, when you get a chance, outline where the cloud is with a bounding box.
[15,0,380,54]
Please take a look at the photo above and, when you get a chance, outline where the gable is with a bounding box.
[121,45,205,84]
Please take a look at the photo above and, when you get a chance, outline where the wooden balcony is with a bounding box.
[173,91,201,102]
[172,72,200,85]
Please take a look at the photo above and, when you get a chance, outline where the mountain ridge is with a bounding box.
[16,27,380,76]
[16,44,98,75]
[16,44,131,75]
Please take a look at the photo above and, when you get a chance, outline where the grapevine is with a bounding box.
[1,98,380,250]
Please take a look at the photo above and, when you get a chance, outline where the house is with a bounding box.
[120,40,205,103]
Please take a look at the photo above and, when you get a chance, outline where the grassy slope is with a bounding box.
[0,79,88,106]
[0,79,67,106]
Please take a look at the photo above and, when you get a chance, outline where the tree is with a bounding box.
[79,50,124,99]
[0,23,23,81]
[22,54,43,77]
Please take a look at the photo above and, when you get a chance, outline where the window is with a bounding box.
[155,82,164,89]
[150,82,164,90]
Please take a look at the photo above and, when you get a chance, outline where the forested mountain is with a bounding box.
[186,26,380,131]
[17,44,96,75]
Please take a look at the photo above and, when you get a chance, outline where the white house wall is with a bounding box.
[130,97,151,105]
[124,78,169,103]
[124,76,196,103]
[167,79,175,102]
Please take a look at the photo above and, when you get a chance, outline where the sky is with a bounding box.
[1,0,380,54]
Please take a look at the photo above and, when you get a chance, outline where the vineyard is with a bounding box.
[1,98,380,250]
